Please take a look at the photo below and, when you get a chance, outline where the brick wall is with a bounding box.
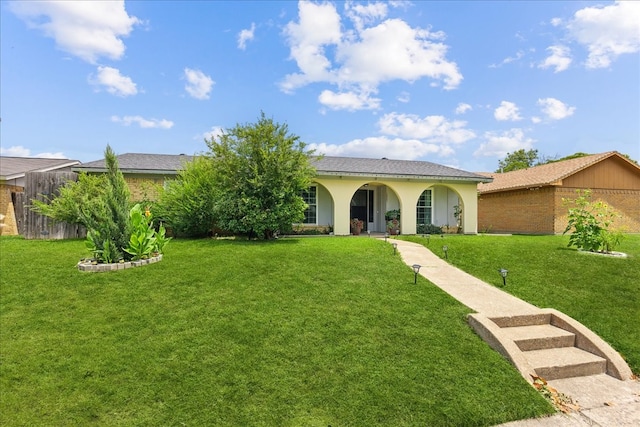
[124,175,165,203]
[555,187,640,233]
[0,184,23,236]
[478,187,556,234]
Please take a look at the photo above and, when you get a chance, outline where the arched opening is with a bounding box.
[299,182,334,233]
[417,185,464,233]
[349,183,401,233]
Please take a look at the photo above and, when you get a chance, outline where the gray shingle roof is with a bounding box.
[73,153,491,183]
[313,156,491,182]
[74,153,195,174]
[0,156,81,181]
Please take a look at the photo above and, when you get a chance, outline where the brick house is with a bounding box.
[74,153,195,202]
[477,151,640,234]
[0,156,80,235]
[76,153,492,235]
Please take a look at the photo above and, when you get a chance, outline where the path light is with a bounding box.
[385,232,389,242]
[412,264,421,284]
[442,245,448,260]
[392,242,398,255]
[367,229,371,237]
[396,229,400,237]
[498,268,508,286]
[426,234,431,244]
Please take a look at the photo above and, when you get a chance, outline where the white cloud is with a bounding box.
[345,1,388,32]
[111,115,174,129]
[537,97,576,120]
[89,66,137,97]
[308,136,448,160]
[378,112,476,144]
[184,68,214,100]
[539,45,572,73]
[474,128,535,158]
[238,23,256,50]
[489,50,525,68]
[494,101,522,121]
[201,126,224,141]
[397,91,410,103]
[0,145,65,158]
[318,89,381,111]
[10,0,139,64]
[567,1,640,69]
[280,1,462,107]
[455,103,472,114]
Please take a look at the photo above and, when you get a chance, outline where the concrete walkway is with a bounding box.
[388,238,640,427]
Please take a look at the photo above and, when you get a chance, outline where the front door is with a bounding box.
[350,189,375,232]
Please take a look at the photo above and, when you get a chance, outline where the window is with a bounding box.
[301,186,317,224]
[416,189,432,226]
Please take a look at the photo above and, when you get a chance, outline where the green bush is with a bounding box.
[157,156,218,237]
[563,189,624,253]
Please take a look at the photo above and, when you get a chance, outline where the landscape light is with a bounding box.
[443,245,449,260]
[426,234,431,244]
[385,232,389,242]
[392,242,398,255]
[396,229,400,236]
[412,264,421,284]
[367,229,371,237]
[498,268,508,286]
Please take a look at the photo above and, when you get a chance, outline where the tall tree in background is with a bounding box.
[206,112,316,239]
[496,149,539,172]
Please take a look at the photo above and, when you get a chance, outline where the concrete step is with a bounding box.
[489,313,551,328]
[523,347,607,380]
[501,324,576,351]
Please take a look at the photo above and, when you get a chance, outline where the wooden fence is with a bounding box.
[18,171,86,240]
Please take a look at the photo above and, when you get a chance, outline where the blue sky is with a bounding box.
[1,0,639,172]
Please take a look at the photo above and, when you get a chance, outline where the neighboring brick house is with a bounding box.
[76,153,492,235]
[73,153,195,202]
[0,156,81,235]
[477,151,640,234]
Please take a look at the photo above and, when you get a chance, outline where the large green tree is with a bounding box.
[206,112,316,239]
[496,149,539,172]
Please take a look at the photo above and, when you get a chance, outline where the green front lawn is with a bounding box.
[0,236,552,426]
[404,234,640,375]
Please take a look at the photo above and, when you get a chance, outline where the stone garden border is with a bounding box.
[77,254,163,272]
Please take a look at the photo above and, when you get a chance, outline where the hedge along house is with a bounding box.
[477,151,640,234]
[0,156,81,236]
[74,153,492,236]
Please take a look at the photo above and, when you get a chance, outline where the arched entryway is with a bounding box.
[349,183,401,233]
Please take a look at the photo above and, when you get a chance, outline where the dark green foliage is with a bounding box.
[207,112,317,239]
[496,149,539,172]
[103,145,131,254]
[30,145,172,262]
[417,223,442,234]
[157,156,217,237]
